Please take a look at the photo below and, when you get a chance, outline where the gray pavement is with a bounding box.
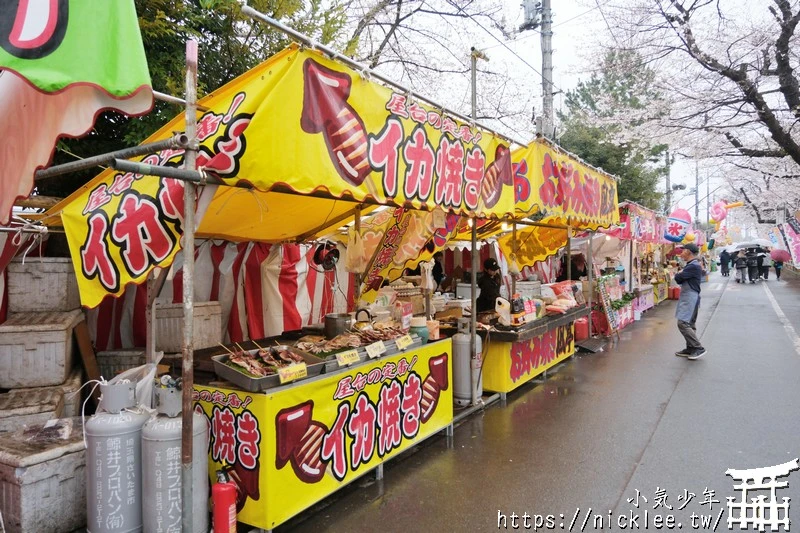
[279,270,800,533]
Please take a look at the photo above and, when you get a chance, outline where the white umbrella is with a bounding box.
[732,239,771,250]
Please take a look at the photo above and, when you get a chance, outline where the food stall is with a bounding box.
[609,203,667,316]
[194,337,452,530]
[40,37,525,529]
[477,140,620,394]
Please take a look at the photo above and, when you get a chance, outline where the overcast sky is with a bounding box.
[468,0,715,220]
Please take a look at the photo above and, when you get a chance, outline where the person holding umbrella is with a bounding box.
[734,250,748,283]
[719,248,731,277]
[771,248,791,280]
[745,249,759,283]
[674,243,706,360]
[775,260,784,280]
[760,249,772,280]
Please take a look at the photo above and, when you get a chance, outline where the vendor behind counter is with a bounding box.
[476,258,502,313]
[556,253,588,282]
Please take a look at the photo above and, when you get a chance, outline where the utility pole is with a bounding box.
[540,0,554,138]
[469,47,487,407]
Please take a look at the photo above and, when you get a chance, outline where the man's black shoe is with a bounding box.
[688,348,706,360]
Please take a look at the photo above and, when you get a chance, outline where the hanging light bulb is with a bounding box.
[501,222,510,232]
[605,235,611,241]
[467,218,474,228]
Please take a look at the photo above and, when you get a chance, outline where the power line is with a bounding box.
[483,0,615,51]
[452,2,623,142]
[454,7,546,82]
[594,0,621,48]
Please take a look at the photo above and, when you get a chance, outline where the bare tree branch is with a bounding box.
[724,132,787,157]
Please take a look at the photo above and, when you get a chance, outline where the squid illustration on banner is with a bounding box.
[57,44,518,308]
[232,46,516,218]
[195,343,453,530]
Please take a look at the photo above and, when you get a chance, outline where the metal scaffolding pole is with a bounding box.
[240,4,527,149]
[34,134,189,181]
[566,221,572,281]
[181,39,198,533]
[354,205,363,305]
[469,47,488,407]
[511,221,517,296]
[587,231,594,336]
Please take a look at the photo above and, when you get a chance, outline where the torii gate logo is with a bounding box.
[726,458,798,531]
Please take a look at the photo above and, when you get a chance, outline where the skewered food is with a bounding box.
[221,342,305,377]
[294,325,409,356]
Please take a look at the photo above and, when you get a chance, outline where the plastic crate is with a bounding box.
[95,349,145,380]
[0,310,84,388]
[7,258,80,313]
[0,419,86,533]
[155,301,222,353]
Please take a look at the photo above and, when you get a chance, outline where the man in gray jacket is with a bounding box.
[674,243,706,360]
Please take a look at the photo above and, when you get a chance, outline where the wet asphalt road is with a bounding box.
[277,270,800,533]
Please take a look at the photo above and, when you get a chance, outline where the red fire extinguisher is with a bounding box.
[212,472,237,533]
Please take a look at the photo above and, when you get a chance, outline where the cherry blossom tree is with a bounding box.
[591,0,800,221]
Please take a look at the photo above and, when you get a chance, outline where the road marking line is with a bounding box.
[763,283,800,356]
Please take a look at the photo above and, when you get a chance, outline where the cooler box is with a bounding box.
[95,349,146,379]
[456,283,480,300]
[515,281,542,298]
[0,388,64,433]
[0,310,84,388]
[155,301,222,352]
[0,419,86,533]
[7,258,81,313]
[14,367,83,419]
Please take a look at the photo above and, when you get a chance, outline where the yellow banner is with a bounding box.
[512,141,619,228]
[483,324,575,393]
[231,46,516,218]
[496,219,568,268]
[195,341,453,530]
[361,208,463,296]
[59,45,519,307]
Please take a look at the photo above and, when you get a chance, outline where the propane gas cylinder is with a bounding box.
[452,318,482,407]
[86,381,150,533]
[142,380,209,533]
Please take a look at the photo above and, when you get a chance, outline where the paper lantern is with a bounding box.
[664,208,692,243]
